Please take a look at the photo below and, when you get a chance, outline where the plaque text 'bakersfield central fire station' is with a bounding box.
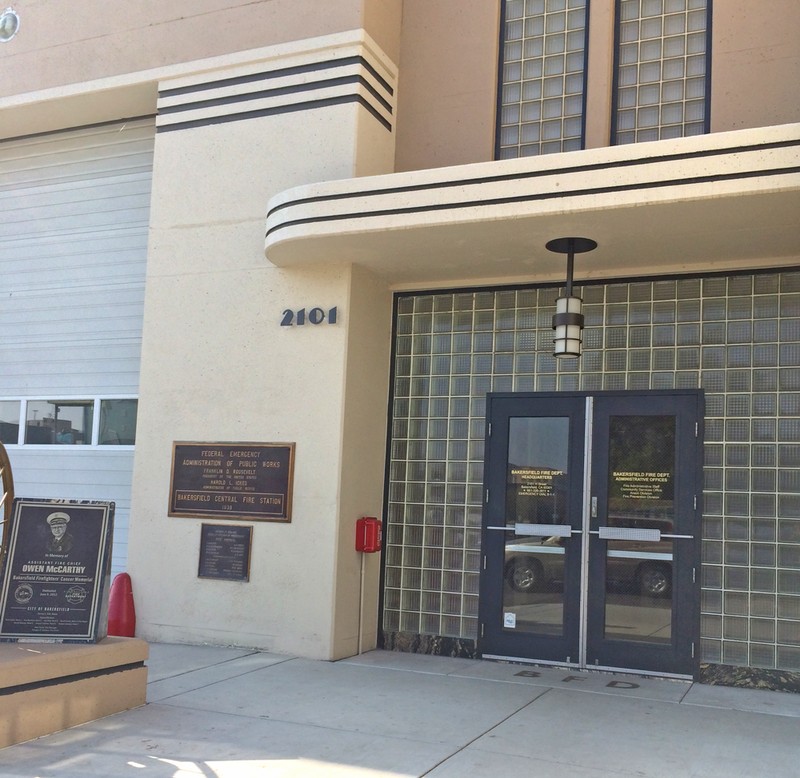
[169,442,295,522]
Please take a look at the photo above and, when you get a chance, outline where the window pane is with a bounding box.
[25,400,94,445]
[0,401,20,445]
[497,0,587,159]
[99,400,138,445]
[614,0,708,143]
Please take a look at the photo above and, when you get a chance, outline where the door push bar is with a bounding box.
[597,526,661,542]
[487,522,576,537]
[487,524,693,541]
[593,527,695,542]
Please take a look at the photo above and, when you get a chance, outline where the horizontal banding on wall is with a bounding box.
[266,136,800,237]
[262,123,800,285]
[156,54,395,134]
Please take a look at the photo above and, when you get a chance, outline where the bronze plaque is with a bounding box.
[169,442,295,521]
[198,524,252,582]
[0,499,115,643]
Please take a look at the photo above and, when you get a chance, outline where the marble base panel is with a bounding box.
[381,631,478,658]
[699,663,800,694]
[380,637,800,694]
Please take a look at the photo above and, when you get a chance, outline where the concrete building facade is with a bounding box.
[1,1,798,685]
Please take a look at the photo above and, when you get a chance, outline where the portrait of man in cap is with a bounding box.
[46,511,73,554]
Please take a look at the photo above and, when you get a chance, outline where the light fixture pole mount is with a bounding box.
[545,237,598,255]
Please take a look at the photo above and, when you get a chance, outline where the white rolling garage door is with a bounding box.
[0,117,155,576]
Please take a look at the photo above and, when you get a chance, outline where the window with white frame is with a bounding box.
[0,401,19,445]
[98,399,138,446]
[0,399,138,446]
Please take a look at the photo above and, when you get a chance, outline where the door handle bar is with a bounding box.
[487,523,577,537]
[488,526,693,540]
[591,527,694,542]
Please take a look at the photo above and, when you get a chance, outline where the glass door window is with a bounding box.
[603,414,675,643]
[503,416,571,636]
[480,390,702,676]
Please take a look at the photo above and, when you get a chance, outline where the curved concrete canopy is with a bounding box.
[266,123,800,288]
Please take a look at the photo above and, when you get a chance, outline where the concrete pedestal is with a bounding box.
[0,637,148,748]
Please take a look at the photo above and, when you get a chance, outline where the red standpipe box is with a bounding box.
[355,517,382,553]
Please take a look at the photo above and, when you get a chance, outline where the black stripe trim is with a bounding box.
[268,137,800,218]
[552,312,585,328]
[0,115,156,145]
[394,265,794,301]
[0,660,145,697]
[157,94,392,134]
[159,55,394,99]
[159,74,392,117]
[266,165,800,238]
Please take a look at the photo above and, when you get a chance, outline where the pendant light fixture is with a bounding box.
[547,236,597,358]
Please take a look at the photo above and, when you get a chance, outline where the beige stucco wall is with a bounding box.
[710,0,800,132]
[393,0,501,171]
[5,2,800,153]
[0,0,402,98]
[0,0,400,140]
[583,0,615,149]
[124,33,396,658]
[331,265,392,656]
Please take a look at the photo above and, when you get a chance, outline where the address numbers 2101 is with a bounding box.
[281,307,338,326]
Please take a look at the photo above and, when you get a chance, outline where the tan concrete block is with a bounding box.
[0,637,148,689]
[0,666,147,748]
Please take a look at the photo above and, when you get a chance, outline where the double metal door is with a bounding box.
[478,391,703,677]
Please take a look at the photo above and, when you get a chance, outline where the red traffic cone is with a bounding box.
[108,572,136,637]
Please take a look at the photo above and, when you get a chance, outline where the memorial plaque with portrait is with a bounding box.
[0,499,115,643]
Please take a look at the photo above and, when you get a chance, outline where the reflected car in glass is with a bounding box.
[504,521,673,597]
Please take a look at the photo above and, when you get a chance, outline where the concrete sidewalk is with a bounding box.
[1,644,799,777]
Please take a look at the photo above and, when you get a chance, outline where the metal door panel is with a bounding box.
[479,390,703,676]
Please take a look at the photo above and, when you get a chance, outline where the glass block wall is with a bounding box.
[383,271,800,671]
[497,0,588,159]
[614,0,708,144]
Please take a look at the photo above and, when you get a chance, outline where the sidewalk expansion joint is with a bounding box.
[418,687,555,776]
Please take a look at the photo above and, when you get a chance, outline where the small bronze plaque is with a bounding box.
[198,524,252,582]
[169,442,294,521]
